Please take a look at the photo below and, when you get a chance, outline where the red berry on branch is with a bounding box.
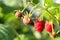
[34,18,45,32]
[45,21,54,33]
[15,10,22,18]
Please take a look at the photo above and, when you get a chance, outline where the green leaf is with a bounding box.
[45,0,54,8]
[3,0,23,7]
[4,12,16,23]
[0,24,15,40]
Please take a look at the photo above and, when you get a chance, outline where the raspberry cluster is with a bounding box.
[15,10,58,38]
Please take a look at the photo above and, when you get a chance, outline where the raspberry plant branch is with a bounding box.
[29,2,41,14]
[14,0,60,39]
[22,0,26,7]
[22,2,30,12]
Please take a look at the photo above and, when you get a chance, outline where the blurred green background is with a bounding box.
[0,0,60,40]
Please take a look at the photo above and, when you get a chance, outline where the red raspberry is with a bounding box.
[34,19,45,32]
[15,10,22,18]
[45,21,53,33]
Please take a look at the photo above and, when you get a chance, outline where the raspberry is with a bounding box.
[34,18,45,32]
[45,21,53,33]
[23,13,32,25]
[23,18,32,25]
[15,10,22,18]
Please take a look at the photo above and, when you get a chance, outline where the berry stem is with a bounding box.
[41,0,45,7]
[57,30,60,34]
[29,2,41,14]
[22,2,30,12]
[30,0,33,3]
[22,0,26,7]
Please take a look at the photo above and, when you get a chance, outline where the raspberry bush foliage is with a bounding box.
[0,0,60,40]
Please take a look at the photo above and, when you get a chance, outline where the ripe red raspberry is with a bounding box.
[34,18,45,32]
[15,10,22,18]
[45,21,53,33]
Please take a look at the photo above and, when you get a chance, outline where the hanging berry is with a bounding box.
[34,18,45,32]
[23,12,32,25]
[45,21,54,33]
[23,18,32,25]
[15,10,23,18]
